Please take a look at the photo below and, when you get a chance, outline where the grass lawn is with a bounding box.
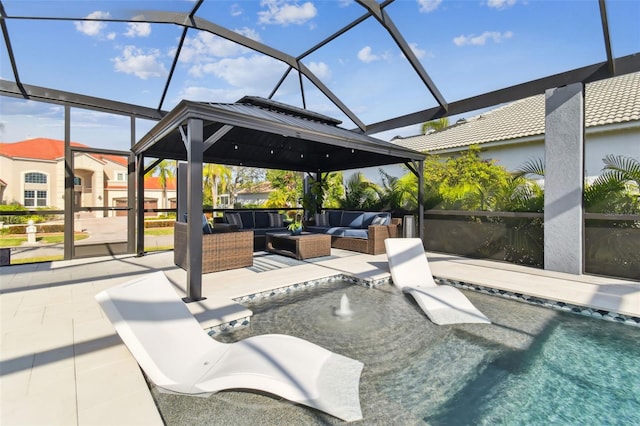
[0,233,89,247]
[144,228,174,236]
[11,255,64,264]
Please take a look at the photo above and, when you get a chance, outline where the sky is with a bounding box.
[1,0,639,152]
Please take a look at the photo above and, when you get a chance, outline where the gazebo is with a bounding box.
[133,96,427,300]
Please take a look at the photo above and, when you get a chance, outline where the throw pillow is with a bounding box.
[202,214,212,234]
[268,212,284,227]
[315,213,329,227]
[371,215,387,225]
[225,212,243,228]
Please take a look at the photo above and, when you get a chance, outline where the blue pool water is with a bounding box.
[152,280,640,425]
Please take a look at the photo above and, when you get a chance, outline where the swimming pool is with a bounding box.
[152,280,640,425]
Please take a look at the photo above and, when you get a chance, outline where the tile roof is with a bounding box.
[237,181,274,194]
[144,176,177,191]
[0,138,129,166]
[0,138,83,161]
[392,72,640,152]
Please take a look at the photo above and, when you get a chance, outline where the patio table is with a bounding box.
[265,232,331,260]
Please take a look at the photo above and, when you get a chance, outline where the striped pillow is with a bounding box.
[268,212,284,227]
[315,213,329,227]
[225,212,243,228]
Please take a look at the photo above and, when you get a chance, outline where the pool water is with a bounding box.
[152,281,640,425]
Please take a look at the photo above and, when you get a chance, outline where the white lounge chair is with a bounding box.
[95,271,364,422]
[385,238,491,325]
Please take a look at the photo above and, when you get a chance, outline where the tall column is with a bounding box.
[544,83,584,274]
[136,153,145,256]
[185,119,204,302]
[177,162,187,222]
[64,105,73,260]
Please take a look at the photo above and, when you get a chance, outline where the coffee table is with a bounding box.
[265,232,331,260]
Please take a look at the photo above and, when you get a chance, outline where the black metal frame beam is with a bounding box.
[0,79,165,121]
[364,53,640,135]
[598,0,615,75]
[356,0,447,111]
[131,10,366,130]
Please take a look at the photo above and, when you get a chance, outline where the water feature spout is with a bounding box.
[334,294,353,319]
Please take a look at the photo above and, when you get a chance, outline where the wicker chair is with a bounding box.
[174,222,253,273]
[330,223,398,255]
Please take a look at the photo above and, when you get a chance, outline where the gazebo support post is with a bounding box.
[404,160,425,244]
[417,159,424,243]
[184,119,205,302]
[136,153,145,256]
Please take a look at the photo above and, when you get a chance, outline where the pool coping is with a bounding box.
[207,273,640,335]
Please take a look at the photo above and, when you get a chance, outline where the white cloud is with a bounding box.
[113,46,168,79]
[125,22,151,38]
[107,32,116,40]
[188,55,286,90]
[409,42,426,59]
[258,0,317,26]
[74,11,111,37]
[453,31,513,46]
[417,0,442,13]
[307,61,331,80]
[178,86,246,103]
[230,3,243,17]
[487,0,517,10]
[357,46,379,63]
[178,28,260,63]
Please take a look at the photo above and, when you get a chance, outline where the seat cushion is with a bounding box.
[327,210,343,227]
[340,211,364,228]
[238,211,255,229]
[305,225,331,234]
[342,228,369,239]
[253,211,270,228]
[325,227,350,236]
[254,227,288,236]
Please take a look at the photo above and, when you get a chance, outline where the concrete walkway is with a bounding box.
[1,249,638,425]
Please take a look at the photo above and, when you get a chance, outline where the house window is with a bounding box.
[115,171,127,182]
[24,190,47,207]
[25,172,47,184]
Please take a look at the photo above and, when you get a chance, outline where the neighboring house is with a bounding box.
[391,72,640,181]
[0,138,176,217]
[235,181,274,206]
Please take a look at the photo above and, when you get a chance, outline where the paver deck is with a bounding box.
[1,249,638,425]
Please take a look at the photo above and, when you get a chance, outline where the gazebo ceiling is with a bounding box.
[133,96,426,172]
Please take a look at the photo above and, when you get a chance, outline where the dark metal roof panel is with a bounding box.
[133,99,425,172]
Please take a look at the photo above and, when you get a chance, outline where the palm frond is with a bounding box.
[584,174,626,211]
[602,154,640,187]
[514,158,545,178]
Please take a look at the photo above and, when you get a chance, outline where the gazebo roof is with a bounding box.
[133,96,426,172]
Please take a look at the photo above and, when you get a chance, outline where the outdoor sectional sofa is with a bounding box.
[305,210,398,255]
[222,210,289,251]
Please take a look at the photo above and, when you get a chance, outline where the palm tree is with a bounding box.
[340,172,380,209]
[147,160,175,209]
[420,118,449,135]
[203,163,231,209]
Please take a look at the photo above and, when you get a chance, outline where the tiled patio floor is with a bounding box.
[1,249,638,425]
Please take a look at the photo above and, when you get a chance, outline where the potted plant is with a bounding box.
[287,214,303,235]
[302,175,328,220]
